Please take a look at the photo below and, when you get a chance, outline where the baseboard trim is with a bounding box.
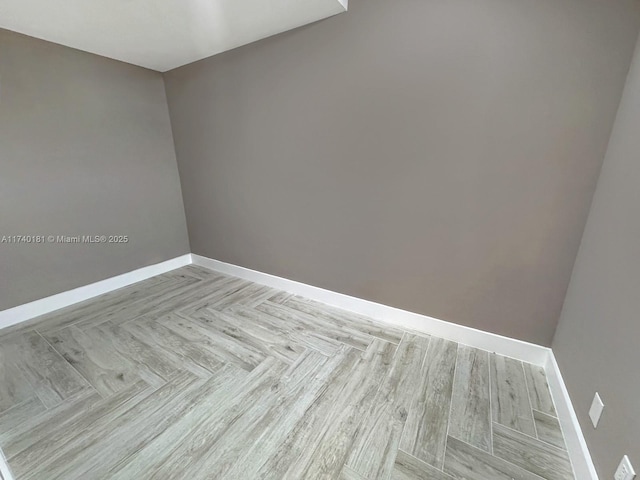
[0,254,192,331]
[545,352,599,480]
[191,254,550,366]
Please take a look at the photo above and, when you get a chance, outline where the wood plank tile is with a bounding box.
[1,332,90,408]
[193,350,346,480]
[533,409,566,450]
[448,345,491,452]
[22,375,203,480]
[100,276,243,329]
[107,362,285,480]
[400,337,457,468]
[284,296,405,344]
[109,358,284,480]
[492,422,574,480]
[162,265,221,281]
[93,322,180,388]
[257,300,373,351]
[228,305,343,356]
[6,379,154,476]
[36,276,193,334]
[81,276,208,329]
[341,465,369,480]
[159,313,265,371]
[221,352,340,477]
[255,347,364,479]
[43,326,142,397]
[266,291,295,305]
[49,369,247,480]
[288,339,397,480]
[0,346,33,413]
[188,307,304,365]
[345,334,431,479]
[0,389,102,456]
[490,354,536,437]
[208,282,275,311]
[392,450,455,480]
[25,276,168,328]
[172,276,251,317]
[0,397,46,436]
[258,340,396,479]
[524,363,557,417]
[444,435,543,480]
[123,316,224,377]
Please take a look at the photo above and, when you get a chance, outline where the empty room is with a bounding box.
[0,0,639,479]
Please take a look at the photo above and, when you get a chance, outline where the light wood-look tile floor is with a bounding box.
[0,266,575,480]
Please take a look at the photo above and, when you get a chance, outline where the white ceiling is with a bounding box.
[0,0,347,71]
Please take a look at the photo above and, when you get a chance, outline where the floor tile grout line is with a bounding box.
[534,364,577,479]
[541,366,562,419]
[446,434,548,480]
[492,421,572,454]
[456,345,537,368]
[398,333,432,453]
[488,350,494,455]
[397,448,456,480]
[529,406,572,455]
[387,330,413,470]
[308,340,389,479]
[531,407,559,421]
[382,331,433,479]
[441,342,460,471]
[26,312,90,337]
[459,352,572,479]
[521,360,539,441]
[344,332,408,479]
[395,331,408,358]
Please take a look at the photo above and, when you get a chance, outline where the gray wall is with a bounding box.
[0,29,190,311]
[164,0,640,346]
[552,34,640,478]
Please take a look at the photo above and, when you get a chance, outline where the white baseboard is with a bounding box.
[0,254,192,331]
[191,254,550,366]
[545,352,599,480]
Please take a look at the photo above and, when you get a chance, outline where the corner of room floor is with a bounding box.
[0,254,596,480]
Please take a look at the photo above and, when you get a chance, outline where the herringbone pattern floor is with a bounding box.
[0,265,575,480]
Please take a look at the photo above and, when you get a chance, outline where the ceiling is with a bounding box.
[0,0,347,71]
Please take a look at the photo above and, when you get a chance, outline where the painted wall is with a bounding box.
[552,34,640,478]
[164,0,640,345]
[0,30,190,311]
